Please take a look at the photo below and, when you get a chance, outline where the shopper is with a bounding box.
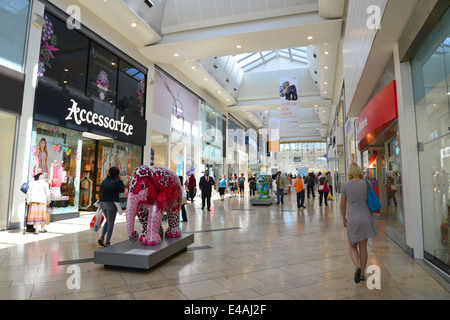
[340,163,378,284]
[98,167,125,247]
[275,171,286,205]
[199,170,215,211]
[26,172,51,234]
[306,172,315,198]
[327,171,333,196]
[318,173,329,206]
[294,175,306,208]
[386,173,397,207]
[287,174,292,193]
[188,174,196,203]
[249,173,257,197]
[238,173,245,197]
[179,176,188,222]
[218,174,227,201]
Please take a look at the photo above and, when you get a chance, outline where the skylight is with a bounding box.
[234,47,308,73]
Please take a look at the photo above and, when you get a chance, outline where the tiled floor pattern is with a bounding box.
[0,192,449,300]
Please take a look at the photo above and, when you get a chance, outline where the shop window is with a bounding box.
[87,42,118,106]
[30,121,82,216]
[96,140,142,207]
[151,130,169,167]
[38,12,89,95]
[0,0,29,72]
[412,9,450,274]
[117,60,146,118]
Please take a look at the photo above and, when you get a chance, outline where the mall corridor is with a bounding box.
[0,192,449,300]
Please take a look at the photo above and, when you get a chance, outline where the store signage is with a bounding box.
[34,80,147,146]
[356,81,398,151]
[66,99,134,136]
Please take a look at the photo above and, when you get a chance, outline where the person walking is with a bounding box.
[294,175,306,208]
[275,171,286,205]
[26,172,51,234]
[238,173,245,197]
[218,174,227,201]
[179,176,188,222]
[249,173,257,197]
[199,170,215,211]
[188,174,196,203]
[327,171,333,196]
[306,172,315,199]
[340,163,378,284]
[318,173,329,206]
[230,174,237,197]
[98,167,125,247]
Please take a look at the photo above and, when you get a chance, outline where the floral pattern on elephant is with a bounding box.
[126,165,182,246]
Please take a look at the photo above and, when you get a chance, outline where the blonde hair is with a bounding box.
[347,163,362,180]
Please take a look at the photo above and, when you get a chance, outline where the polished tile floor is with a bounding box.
[0,191,449,300]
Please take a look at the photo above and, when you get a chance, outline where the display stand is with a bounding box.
[94,233,194,270]
[250,197,273,206]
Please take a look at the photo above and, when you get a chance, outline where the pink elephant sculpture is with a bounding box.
[126,165,182,246]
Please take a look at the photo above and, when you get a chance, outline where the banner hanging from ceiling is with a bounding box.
[269,117,280,153]
[280,75,300,138]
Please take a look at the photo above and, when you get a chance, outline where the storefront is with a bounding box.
[356,80,404,235]
[152,68,201,181]
[200,102,225,180]
[29,9,147,219]
[411,7,450,275]
[0,0,30,229]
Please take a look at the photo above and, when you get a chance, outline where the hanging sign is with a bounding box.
[280,75,300,138]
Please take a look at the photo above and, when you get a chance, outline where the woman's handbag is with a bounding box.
[366,180,381,212]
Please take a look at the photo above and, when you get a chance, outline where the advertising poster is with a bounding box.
[279,76,300,138]
[269,117,280,153]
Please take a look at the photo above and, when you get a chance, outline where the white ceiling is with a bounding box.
[66,0,346,142]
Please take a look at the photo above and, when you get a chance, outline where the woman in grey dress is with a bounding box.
[340,163,378,283]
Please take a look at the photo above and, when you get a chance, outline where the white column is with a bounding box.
[10,0,45,228]
[393,43,424,259]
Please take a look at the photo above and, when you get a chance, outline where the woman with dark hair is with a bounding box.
[26,172,50,234]
[98,167,125,247]
[179,176,188,222]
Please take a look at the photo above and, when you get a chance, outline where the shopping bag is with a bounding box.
[327,193,334,201]
[90,208,104,232]
[366,180,381,212]
[115,202,123,215]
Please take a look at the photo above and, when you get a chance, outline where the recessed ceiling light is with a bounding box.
[174,53,179,57]
[325,51,329,55]
[236,45,242,49]
[324,66,328,70]
[111,62,116,66]
[204,78,208,81]
[308,36,313,40]
[131,23,137,28]
[324,82,328,85]
[324,91,327,94]
[64,68,69,72]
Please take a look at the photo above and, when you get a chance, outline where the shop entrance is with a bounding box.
[80,133,143,211]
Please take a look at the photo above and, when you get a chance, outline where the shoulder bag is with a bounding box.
[365,180,381,212]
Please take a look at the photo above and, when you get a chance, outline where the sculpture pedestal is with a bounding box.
[94,233,194,270]
[251,197,273,206]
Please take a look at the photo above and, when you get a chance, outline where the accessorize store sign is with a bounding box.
[34,80,147,146]
[356,80,398,151]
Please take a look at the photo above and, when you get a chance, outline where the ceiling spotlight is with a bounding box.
[325,51,329,55]
[174,53,179,57]
[131,22,137,28]
[308,36,313,40]
[236,45,242,49]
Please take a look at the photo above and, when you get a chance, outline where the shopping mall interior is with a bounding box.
[0,0,449,303]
